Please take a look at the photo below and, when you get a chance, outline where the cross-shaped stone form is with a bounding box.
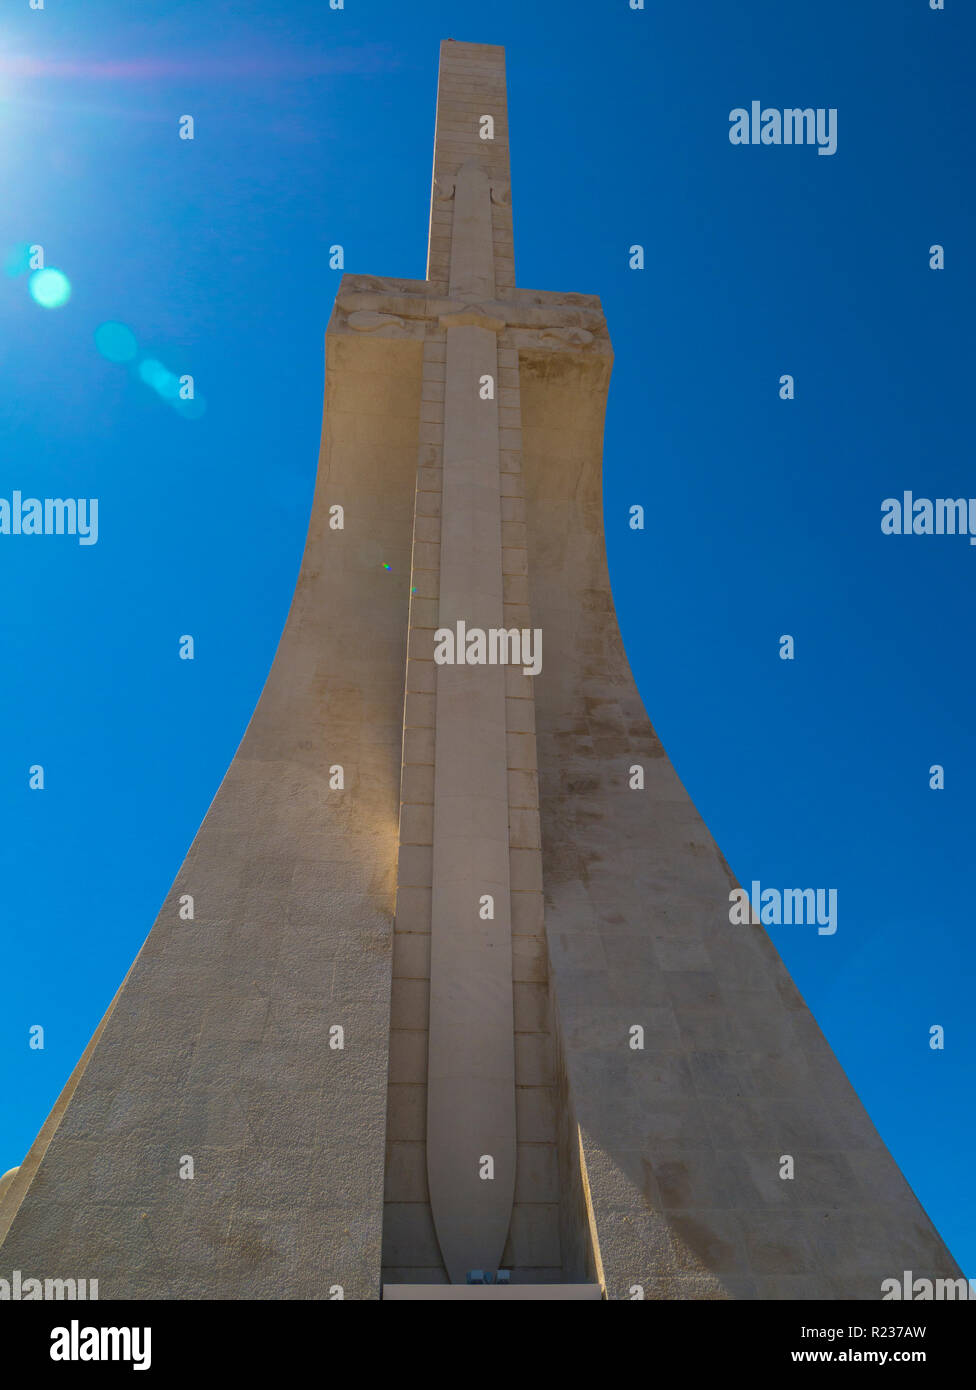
[328,40,611,1286]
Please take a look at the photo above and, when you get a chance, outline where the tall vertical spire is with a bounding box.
[427,42,514,299]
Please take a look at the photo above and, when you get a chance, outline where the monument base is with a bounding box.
[382,1284,603,1300]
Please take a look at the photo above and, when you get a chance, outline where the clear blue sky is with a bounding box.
[1,0,972,1276]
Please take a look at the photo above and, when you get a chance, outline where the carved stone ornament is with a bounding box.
[346,309,407,332]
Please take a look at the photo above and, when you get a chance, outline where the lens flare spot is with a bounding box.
[29,268,71,308]
[95,321,138,364]
[4,244,32,278]
[138,357,180,398]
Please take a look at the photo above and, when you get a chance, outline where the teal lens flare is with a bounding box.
[28,268,71,308]
[95,322,138,364]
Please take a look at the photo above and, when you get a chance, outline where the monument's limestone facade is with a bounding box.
[0,40,960,1300]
